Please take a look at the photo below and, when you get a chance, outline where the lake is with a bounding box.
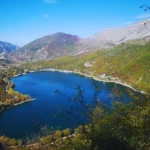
[0,71,137,139]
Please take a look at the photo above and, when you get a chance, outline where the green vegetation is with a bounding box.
[0,95,149,150]
[20,42,150,93]
[38,97,150,150]
[0,42,149,149]
[0,67,30,112]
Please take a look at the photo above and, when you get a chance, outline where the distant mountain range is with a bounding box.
[8,18,150,62]
[0,41,19,59]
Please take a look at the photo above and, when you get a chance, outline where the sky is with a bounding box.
[0,0,150,46]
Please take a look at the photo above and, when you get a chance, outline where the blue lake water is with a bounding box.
[0,71,137,139]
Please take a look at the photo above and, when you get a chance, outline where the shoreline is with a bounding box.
[11,68,146,94]
[0,99,35,113]
[13,98,35,107]
[30,68,145,94]
[1,68,147,113]
[2,76,35,113]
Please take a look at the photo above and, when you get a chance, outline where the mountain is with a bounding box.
[0,41,19,55]
[82,19,150,50]
[0,40,19,61]
[9,19,150,62]
[10,32,82,62]
[0,41,19,68]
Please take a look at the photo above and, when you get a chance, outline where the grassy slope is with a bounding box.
[21,42,150,93]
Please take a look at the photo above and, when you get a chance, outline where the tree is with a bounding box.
[54,130,62,139]
[63,128,71,137]
[24,69,29,73]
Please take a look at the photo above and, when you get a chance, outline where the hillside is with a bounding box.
[0,41,18,69]
[20,41,150,93]
[0,59,15,69]
[9,32,82,62]
[82,19,150,50]
[0,41,18,68]
[8,19,150,62]
[0,41,19,56]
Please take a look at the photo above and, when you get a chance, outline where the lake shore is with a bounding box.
[13,98,35,107]
[10,68,146,95]
[0,98,35,113]
[27,68,146,94]
[2,76,35,113]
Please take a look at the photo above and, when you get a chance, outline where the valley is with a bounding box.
[0,18,150,150]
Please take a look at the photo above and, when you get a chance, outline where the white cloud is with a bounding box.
[44,14,49,18]
[121,21,134,25]
[44,0,57,4]
[136,13,150,19]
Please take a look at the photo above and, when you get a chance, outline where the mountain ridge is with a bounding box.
[0,41,19,53]
[9,32,82,62]
[82,18,150,49]
[9,18,150,62]
[0,41,19,60]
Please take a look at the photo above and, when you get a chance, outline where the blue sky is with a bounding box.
[0,0,150,46]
